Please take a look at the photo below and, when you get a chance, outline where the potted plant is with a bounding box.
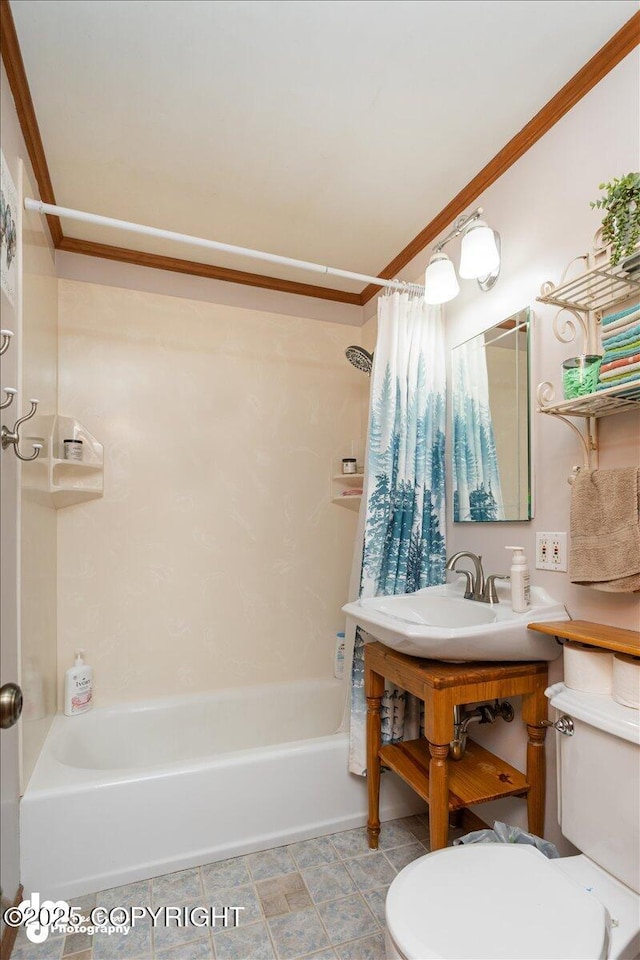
[591,172,640,265]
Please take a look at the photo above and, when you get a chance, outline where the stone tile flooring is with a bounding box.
[12,815,462,960]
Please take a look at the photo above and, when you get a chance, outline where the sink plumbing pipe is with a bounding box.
[450,700,515,760]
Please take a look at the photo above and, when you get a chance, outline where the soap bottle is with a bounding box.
[64,649,93,716]
[505,546,531,613]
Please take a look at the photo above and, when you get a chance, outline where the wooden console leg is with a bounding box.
[522,679,548,838]
[428,743,450,851]
[525,723,547,837]
[365,665,384,850]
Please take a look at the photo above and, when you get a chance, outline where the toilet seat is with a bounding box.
[385,844,609,960]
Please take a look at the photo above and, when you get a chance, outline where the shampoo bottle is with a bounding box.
[505,546,531,613]
[64,649,93,716]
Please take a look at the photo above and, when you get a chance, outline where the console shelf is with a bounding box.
[380,738,528,811]
[528,620,640,657]
[365,642,549,853]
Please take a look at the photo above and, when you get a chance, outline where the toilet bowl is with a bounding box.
[385,682,640,960]
[385,844,640,960]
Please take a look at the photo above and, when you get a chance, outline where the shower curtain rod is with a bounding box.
[24,198,425,294]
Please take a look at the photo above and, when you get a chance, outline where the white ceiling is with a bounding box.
[10,0,637,292]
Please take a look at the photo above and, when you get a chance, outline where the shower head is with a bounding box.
[345,346,373,375]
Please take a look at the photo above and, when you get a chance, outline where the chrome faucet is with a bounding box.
[445,551,485,601]
[445,552,510,603]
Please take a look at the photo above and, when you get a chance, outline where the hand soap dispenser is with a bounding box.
[505,546,531,612]
[64,649,93,716]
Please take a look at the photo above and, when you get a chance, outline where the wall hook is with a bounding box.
[0,330,14,356]
[0,387,17,410]
[1,399,43,461]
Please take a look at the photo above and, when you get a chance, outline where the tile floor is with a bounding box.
[12,815,463,960]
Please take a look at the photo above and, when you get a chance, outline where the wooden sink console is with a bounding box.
[365,641,549,852]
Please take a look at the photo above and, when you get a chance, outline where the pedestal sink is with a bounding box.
[342,577,568,661]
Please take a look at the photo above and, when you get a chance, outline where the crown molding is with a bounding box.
[56,236,363,304]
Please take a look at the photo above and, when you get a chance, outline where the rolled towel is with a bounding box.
[570,467,640,592]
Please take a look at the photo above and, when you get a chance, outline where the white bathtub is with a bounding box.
[21,678,423,900]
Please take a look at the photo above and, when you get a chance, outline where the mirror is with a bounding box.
[452,307,531,522]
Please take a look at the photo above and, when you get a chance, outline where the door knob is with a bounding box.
[0,682,23,729]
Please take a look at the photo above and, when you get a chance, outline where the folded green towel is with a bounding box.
[602,339,640,363]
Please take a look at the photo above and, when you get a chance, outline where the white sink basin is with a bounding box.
[342,577,568,661]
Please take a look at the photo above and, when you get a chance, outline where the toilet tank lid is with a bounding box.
[386,845,609,960]
[546,682,639,744]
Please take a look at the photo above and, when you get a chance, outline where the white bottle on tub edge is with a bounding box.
[505,546,531,613]
[64,649,93,716]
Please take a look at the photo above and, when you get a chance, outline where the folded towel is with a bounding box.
[602,303,640,326]
[596,370,640,390]
[600,359,640,381]
[601,308,640,337]
[602,319,640,343]
[601,324,640,349]
[600,352,640,374]
[601,340,640,364]
[570,468,640,592]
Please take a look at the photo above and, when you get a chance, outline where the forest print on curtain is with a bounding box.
[349,291,446,776]
[451,336,504,522]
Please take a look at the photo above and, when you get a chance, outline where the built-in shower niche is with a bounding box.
[22,414,104,508]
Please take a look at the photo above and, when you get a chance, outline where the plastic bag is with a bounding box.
[453,820,559,858]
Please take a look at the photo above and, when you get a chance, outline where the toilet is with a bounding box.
[385,681,640,960]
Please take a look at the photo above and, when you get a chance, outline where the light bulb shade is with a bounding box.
[459,221,500,280]
[424,253,460,304]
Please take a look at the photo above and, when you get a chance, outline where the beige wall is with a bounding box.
[57,279,365,706]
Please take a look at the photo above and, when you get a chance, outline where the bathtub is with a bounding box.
[21,678,423,900]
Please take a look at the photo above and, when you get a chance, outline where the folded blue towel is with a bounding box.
[596,370,640,390]
[602,303,640,326]
[602,341,640,364]
[600,324,640,349]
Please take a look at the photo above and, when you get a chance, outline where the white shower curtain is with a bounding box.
[348,290,446,776]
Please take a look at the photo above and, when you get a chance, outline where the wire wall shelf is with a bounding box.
[537,261,640,315]
[537,380,640,420]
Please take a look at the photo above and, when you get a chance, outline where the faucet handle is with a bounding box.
[457,570,474,600]
[483,574,510,604]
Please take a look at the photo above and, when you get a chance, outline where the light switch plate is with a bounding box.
[535,532,568,571]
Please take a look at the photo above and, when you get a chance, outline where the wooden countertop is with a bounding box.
[528,620,640,658]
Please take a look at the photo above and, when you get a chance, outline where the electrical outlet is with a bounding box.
[535,532,568,572]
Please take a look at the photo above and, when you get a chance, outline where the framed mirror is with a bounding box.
[452,307,532,522]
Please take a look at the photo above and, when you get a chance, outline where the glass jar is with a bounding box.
[562,355,602,399]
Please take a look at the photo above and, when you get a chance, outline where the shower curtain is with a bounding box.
[348,290,446,776]
[451,337,504,522]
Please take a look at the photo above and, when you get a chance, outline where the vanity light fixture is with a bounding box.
[425,208,501,304]
[424,252,460,304]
